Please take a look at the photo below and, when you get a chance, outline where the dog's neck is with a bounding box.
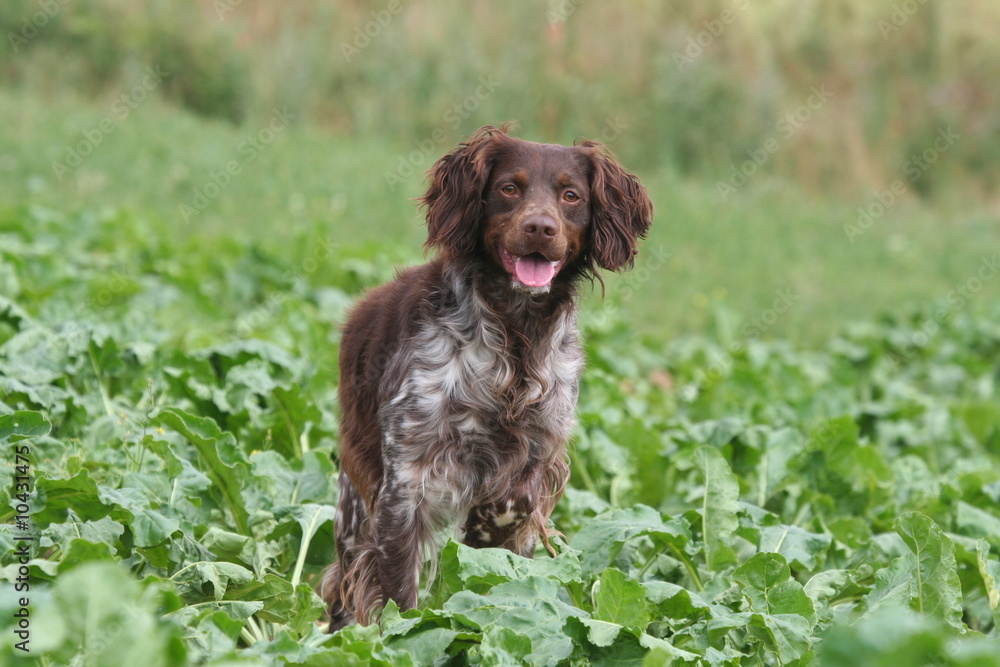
[438,255,580,342]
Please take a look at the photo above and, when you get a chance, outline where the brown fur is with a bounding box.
[322,124,652,630]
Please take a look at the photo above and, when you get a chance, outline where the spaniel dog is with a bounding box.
[322,124,653,629]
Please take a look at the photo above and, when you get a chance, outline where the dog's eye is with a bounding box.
[500,184,517,196]
[563,190,580,202]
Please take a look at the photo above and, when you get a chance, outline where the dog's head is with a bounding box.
[420,124,653,293]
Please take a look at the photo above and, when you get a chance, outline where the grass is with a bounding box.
[1,88,996,345]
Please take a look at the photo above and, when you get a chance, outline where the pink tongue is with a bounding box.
[515,255,556,287]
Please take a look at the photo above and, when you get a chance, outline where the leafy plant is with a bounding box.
[1,205,999,664]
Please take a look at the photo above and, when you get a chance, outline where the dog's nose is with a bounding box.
[522,215,558,239]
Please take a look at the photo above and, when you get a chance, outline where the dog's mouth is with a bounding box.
[498,247,565,290]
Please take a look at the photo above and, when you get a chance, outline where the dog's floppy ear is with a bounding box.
[420,125,509,256]
[581,141,653,272]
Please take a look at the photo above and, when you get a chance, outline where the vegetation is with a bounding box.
[3,0,999,197]
[1,1,998,664]
[1,206,998,665]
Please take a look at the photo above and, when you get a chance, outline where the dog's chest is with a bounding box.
[382,307,582,488]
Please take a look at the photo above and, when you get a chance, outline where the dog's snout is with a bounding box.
[522,215,558,239]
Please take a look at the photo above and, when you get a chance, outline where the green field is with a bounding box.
[1,89,996,345]
[2,0,1000,664]
[1,187,999,664]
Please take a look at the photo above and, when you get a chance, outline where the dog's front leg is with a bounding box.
[373,474,426,612]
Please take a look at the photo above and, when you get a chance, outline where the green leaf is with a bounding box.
[861,554,917,617]
[733,553,815,621]
[57,538,117,572]
[385,626,463,665]
[28,562,187,667]
[593,568,651,635]
[445,576,587,666]
[748,611,813,663]
[569,505,689,575]
[0,409,51,442]
[31,470,112,525]
[957,501,1000,548]
[758,524,832,571]
[437,539,582,597]
[226,573,297,623]
[568,617,623,648]
[474,625,532,664]
[894,511,964,630]
[43,512,124,552]
[172,560,255,602]
[691,446,739,571]
[820,605,1000,667]
[975,540,1000,630]
[155,407,251,534]
[642,581,711,620]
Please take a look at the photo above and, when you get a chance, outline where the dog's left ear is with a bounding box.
[581,142,653,272]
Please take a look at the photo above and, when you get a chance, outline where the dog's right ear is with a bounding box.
[419,125,509,256]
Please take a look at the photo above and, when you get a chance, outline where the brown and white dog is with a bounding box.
[322,124,653,629]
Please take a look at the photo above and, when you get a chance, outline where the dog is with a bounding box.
[322,124,653,630]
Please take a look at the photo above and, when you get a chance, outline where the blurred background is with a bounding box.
[1,0,998,343]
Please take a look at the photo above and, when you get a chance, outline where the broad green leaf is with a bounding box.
[155,407,251,534]
[748,611,813,663]
[287,503,338,546]
[445,576,587,666]
[97,486,180,547]
[569,505,689,576]
[976,540,1000,629]
[642,581,711,620]
[758,524,832,571]
[957,501,1000,548]
[894,512,964,630]
[325,621,417,666]
[43,512,124,552]
[172,560,255,602]
[0,410,51,442]
[437,539,582,597]
[386,627,463,664]
[31,470,112,525]
[226,573,297,623]
[861,554,917,617]
[57,538,117,572]
[569,617,623,647]
[289,583,327,635]
[733,553,815,622]
[691,446,739,571]
[200,526,250,559]
[26,562,187,667]
[473,625,532,665]
[819,605,1000,667]
[593,568,651,635]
